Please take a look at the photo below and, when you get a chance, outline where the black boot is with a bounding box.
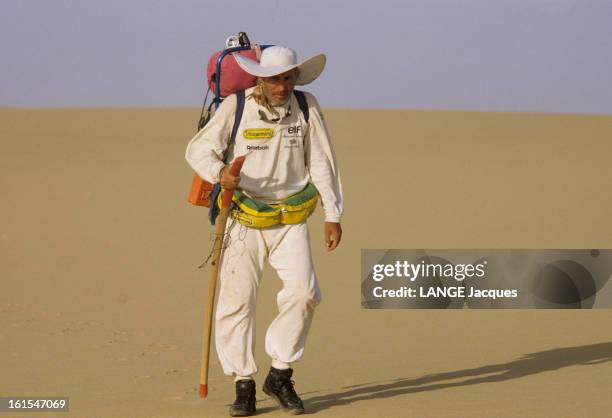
[229,379,256,417]
[262,367,304,415]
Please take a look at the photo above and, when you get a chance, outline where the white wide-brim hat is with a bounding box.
[233,46,326,85]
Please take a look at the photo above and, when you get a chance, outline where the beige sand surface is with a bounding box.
[1,107,612,417]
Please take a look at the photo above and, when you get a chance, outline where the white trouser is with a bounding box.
[214,218,322,377]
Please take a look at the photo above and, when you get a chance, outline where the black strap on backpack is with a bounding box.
[208,90,245,225]
[293,90,309,124]
[228,90,246,156]
[208,89,309,225]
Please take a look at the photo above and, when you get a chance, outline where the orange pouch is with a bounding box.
[188,174,214,207]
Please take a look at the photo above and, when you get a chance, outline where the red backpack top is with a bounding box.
[206,47,260,98]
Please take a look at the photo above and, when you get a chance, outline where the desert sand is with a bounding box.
[1,107,612,417]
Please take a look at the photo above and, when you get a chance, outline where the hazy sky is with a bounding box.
[2,0,611,113]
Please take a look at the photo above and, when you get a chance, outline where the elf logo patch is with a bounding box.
[243,128,274,140]
[287,125,302,135]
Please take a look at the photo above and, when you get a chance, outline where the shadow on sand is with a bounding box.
[304,342,612,413]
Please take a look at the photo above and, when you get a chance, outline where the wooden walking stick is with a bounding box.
[199,155,246,398]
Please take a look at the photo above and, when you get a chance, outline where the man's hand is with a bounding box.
[324,222,342,251]
[219,165,241,189]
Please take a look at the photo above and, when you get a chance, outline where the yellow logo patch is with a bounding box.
[243,128,274,140]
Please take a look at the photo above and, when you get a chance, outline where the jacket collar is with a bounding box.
[258,101,292,123]
[245,88,293,123]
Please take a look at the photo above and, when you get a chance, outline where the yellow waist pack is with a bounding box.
[217,183,318,229]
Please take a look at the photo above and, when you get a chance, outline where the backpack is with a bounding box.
[188,89,311,225]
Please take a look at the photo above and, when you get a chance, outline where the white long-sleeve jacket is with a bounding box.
[185,87,343,223]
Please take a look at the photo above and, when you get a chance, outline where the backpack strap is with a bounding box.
[224,89,246,164]
[210,90,245,225]
[293,90,309,124]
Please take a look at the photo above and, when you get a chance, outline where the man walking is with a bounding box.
[185,45,343,416]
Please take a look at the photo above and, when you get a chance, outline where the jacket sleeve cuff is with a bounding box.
[324,214,342,223]
[209,161,226,183]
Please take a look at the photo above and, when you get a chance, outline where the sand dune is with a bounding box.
[1,107,611,417]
